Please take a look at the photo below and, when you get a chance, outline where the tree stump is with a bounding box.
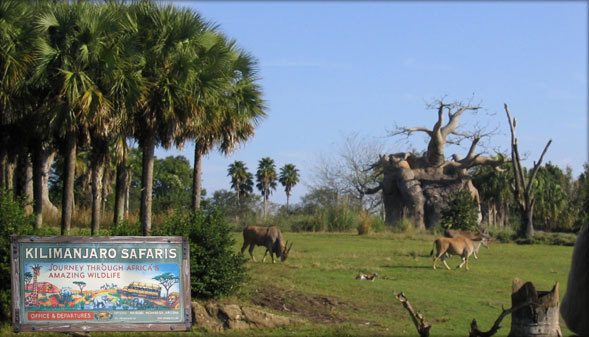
[509,278,561,337]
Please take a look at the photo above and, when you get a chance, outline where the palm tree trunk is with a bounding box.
[236,182,240,205]
[91,155,105,236]
[61,133,76,235]
[286,193,290,212]
[125,170,131,219]
[140,136,156,236]
[14,149,30,200]
[192,144,203,212]
[31,140,44,229]
[113,159,127,225]
[263,188,268,217]
[42,149,58,217]
[0,145,6,190]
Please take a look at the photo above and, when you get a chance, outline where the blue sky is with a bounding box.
[159,1,588,205]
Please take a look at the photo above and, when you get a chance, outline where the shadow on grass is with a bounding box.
[381,265,431,269]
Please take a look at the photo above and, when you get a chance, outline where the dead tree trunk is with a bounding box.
[504,104,551,239]
[509,278,561,337]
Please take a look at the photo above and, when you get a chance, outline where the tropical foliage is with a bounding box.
[255,157,277,217]
[0,1,264,235]
[228,161,254,204]
[279,163,300,211]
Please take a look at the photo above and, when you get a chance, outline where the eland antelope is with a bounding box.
[241,226,293,263]
[430,234,488,271]
[444,228,491,259]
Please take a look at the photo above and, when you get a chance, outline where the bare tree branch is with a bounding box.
[441,104,481,138]
[393,291,431,337]
[469,300,539,337]
[524,139,552,198]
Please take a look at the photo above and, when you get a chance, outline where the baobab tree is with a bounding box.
[364,99,506,229]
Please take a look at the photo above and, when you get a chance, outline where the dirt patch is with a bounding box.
[250,287,359,324]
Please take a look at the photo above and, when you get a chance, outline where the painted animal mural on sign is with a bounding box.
[92,295,112,309]
[21,262,182,312]
[24,264,42,307]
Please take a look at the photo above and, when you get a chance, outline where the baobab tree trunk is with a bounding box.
[192,144,204,212]
[140,136,156,236]
[364,100,505,230]
[61,132,76,235]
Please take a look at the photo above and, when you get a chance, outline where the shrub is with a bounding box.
[357,210,372,235]
[439,189,479,231]
[153,208,248,299]
[392,217,414,233]
[110,221,142,236]
[0,191,33,321]
[371,216,386,233]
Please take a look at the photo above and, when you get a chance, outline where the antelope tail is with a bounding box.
[430,241,435,256]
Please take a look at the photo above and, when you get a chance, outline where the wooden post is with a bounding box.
[509,278,561,337]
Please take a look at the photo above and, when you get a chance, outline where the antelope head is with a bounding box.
[280,241,294,262]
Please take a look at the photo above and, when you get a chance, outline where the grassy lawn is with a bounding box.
[2,231,574,336]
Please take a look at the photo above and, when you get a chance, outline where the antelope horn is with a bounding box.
[287,241,293,254]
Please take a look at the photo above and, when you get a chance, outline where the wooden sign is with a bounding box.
[10,236,191,333]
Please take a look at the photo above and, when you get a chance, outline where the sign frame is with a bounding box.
[10,235,191,333]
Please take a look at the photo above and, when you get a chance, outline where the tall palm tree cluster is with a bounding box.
[0,1,265,236]
[228,159,299,216]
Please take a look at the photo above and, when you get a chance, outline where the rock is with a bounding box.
[219,304,242,321]
[191,302,224,332]
[191,301,301,332]
[242,306,292,328]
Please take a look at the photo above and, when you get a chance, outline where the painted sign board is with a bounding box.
[10,236,191,333]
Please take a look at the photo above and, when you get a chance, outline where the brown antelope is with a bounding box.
[241,226,293,263]
[444,228,491,259]
[430,234,488,271]
[560,225,589,335]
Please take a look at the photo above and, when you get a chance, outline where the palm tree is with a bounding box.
[279,164,299,211]
[104,1,145,226]
[256,157,277,217]
[80,3,119,235]
[228,161,253,204]
[0,0,35,192]
[126,2,211,235]
[177,36,265,212]
[0,1,57,230]
[35,2,112,234]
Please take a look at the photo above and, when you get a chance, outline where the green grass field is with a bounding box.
[3,231,575,336]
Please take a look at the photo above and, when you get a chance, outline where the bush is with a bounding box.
[392,217,414,233]
[0,191,33,321]
[357,210,372,235]
[110,220,142,236]
[439,189,479,231]
[153,208,248,299]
